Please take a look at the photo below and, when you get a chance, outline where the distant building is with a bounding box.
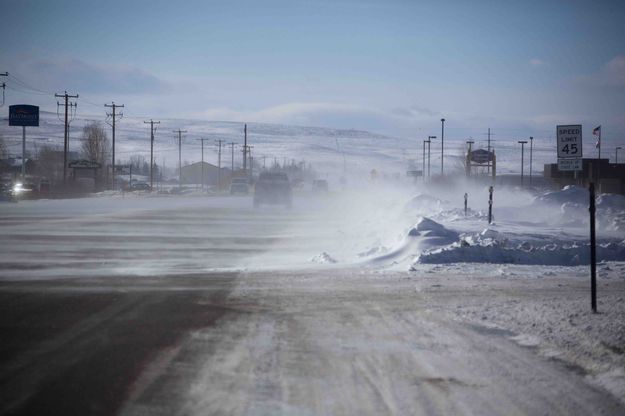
[180,161,231,187]
[544,158,625,195]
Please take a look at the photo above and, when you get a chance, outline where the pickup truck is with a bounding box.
[253,172,292,208]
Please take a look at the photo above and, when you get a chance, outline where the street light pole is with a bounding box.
[529,136,533,187]
[440,118,445,175]
[427,136,436,178]
[518,140,528,187]
[422,140,426,182]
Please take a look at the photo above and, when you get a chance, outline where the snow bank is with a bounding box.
[533,185,589,206]
[415,228,625,265]
[367,217,458,266]
[404,186,625,268]
[310,252,338,264]
[409,217,459,242]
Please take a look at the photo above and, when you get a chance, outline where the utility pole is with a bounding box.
[0,72,7,107]
[216,139,224,190]
[55,91,79,184]
[518,140,528,187]
[248,146,254,177]
[422,140,426,182]
[487,128,492,174]
[529,136,533,187]
[198,138,209,190]
[173,129,187,187]
[229,142,237,172]
[243,123,248,174]
[441,118,445,175]
[105,102,124,190]
[144,119,160,190]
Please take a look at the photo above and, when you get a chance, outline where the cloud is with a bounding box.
[577,53,625,89]
[599,54,625,87]
[14,56,170,95]
[391,105,439,118]
[529,58,546,67]
[202,102,386,128]
[198,102,443,136]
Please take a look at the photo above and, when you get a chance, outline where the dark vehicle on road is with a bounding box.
[230,177,250,195]
[254,172,292,208]
[0,183,16,202]
[130,181,151,191]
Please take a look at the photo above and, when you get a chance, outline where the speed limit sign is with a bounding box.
[557,125,582,158]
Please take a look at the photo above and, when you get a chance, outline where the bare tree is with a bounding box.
[81,122,109,165]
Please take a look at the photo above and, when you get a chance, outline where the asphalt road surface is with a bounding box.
[1,195,624,415]
[1,272,624,415]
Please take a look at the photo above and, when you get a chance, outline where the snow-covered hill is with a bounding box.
[1,111,586,182]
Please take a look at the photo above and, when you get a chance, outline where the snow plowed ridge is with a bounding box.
[417,239,625,265]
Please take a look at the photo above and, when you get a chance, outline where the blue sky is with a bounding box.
[1,0,625,142]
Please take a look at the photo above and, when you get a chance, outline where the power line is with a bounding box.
[8,73,55,96]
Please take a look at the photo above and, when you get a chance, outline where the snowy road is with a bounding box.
[1,193,624,414]
[1,271,623,415]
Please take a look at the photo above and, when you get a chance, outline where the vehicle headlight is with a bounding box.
[13,183,23,194]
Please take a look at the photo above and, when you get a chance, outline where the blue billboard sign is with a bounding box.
[9,105,39,127]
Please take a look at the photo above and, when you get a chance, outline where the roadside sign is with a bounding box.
[557,124,582,159]
[470,149,494,164]
[558,158,582,171]
[9,105,40,127]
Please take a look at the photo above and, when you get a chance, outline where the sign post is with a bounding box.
[556,124,582,173]
[9,105,40,181]
[488,186,493,224]
[589,182,597,313]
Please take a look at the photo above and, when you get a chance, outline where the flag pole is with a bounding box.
[599,126,601,159]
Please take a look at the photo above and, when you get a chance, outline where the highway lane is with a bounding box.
[1,272,623,415]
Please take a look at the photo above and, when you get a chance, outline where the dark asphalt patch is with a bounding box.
[0,274,238,416]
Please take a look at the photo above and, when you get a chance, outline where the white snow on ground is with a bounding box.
[349,184,625,270]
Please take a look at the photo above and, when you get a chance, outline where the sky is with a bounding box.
[1,0,625,144]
